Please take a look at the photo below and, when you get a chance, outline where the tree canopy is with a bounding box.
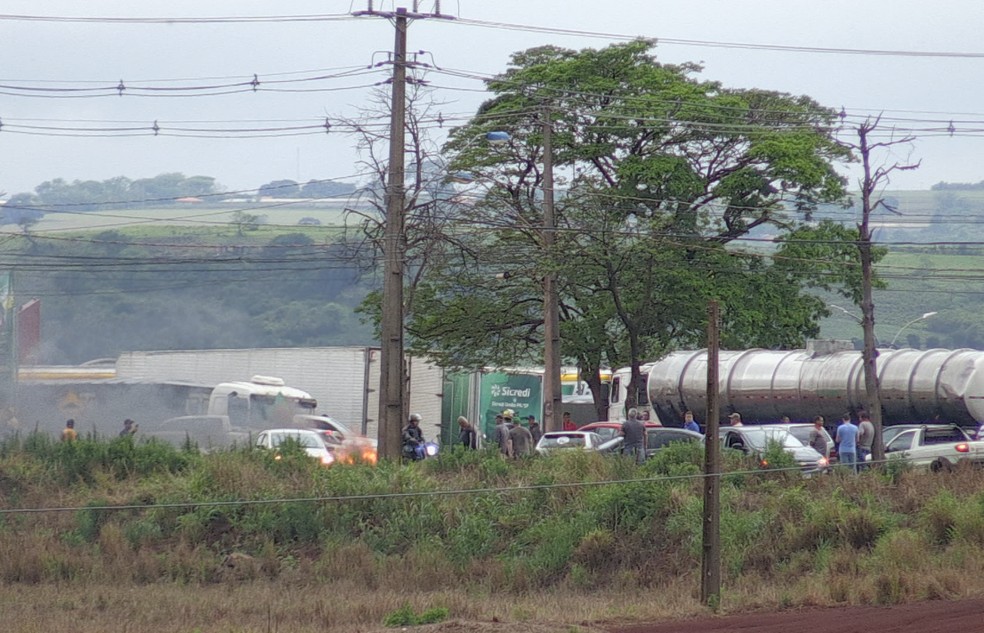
[402,40,868,410]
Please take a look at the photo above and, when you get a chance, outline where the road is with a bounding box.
[609,598,984,633]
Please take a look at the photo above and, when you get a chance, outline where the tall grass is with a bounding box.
[4,432,984,630]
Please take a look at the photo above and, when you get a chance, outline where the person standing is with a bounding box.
[527,415,543,444]
[621,408,647,464]
[857,411,875,466]
[728,412,744,427]
[61,419,78,442]
[683,410,701,434]
[809,416,829,459]
[119,418,138,438]
[835,413,859,473]
[562,411,577,431]
[494,414,513,457]
[457,416,477,450]
[509,420,534,458]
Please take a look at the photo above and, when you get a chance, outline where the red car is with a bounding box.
[578,420,662,443]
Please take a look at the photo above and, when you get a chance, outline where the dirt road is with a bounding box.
[609,598,984,633]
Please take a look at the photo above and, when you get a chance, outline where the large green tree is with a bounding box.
[407,40,866,415]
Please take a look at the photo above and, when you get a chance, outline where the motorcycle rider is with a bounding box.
[402,413,426,460]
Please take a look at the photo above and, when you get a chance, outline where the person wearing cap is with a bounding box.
[119,418,138,438]
[728,412,744,427]
[527,415,542,444]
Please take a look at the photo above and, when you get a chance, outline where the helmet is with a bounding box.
[409,413,422,423]
[502,409,515,419]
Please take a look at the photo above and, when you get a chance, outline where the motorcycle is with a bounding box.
[404,440,440,461]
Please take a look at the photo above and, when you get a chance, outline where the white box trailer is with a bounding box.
[115,346,446,442]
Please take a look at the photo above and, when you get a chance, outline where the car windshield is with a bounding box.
[540,434,587,449]
[740,429,803,451]
[786,426,827,445]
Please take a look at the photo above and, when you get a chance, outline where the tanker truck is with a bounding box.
[608,345,984,430]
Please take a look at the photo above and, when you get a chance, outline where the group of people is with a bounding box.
[60,417,138,442]
[491,410,541,458]
[808,411,875,472]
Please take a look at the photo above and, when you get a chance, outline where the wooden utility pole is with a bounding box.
[541,109,563,432]
[701,301,721,607]
[377,9,409,461]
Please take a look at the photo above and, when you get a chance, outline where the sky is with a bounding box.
[2,0,984,197]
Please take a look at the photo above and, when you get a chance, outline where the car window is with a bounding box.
[925,429,967,444]
[590,427,619,441]
[648,430,697,449]
[887,431,915,452]
[256,432,267,447]
[540,434,587,449]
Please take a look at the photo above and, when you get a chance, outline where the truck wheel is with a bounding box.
[930,459,953,473]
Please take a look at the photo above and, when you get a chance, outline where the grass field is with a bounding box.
[5,436,984,632]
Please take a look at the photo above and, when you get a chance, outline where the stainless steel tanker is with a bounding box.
[610,346,984,427]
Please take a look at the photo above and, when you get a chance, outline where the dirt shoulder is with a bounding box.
[607,598,984,633]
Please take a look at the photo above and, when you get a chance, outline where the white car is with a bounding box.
[876,425,984,471]
[255,428,335,466]
[535,431,607,455]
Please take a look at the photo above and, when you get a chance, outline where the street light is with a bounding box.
[889,311,938,348]
[828,304,862,323]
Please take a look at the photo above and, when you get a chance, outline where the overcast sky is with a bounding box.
[2,0,983,197]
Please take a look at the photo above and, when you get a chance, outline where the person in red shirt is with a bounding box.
[562,411,577,431]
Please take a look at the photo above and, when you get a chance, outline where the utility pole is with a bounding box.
[701,300,721,607]
[541,108,563,432]
[353,3,454,460]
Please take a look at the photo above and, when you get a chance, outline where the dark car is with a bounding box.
[719,425,828,474]
[598,427,703,459]
[579,420,662,443]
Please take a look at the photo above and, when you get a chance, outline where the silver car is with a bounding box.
[720,425,828,474]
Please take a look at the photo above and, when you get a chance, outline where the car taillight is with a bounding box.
[759,459,769,468]
[956,443,970,453]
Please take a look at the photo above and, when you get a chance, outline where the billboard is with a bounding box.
[478,372,542,438]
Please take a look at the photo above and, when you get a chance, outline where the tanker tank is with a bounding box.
[646,348,984,426]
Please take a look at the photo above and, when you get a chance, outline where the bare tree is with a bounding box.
[841,115,919,465]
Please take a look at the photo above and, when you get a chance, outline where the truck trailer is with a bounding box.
[609,345,984,429]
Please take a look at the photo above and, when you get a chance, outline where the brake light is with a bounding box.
[956,443,970,453]
[759,459,769,468]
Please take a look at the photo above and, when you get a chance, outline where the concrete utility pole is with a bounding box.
[353,3,455,460]
[377,8,408,461]
[701,300,721,607]
[541,109,563,432]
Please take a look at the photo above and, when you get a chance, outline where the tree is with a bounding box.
[300,179,356,199]
[410,40,859,412]
[839,115,918,465]
[258,179,301,199]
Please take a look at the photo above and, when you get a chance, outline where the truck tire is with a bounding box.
[930,458,953,473]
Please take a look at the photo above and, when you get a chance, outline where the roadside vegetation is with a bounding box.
[3,433,984,632]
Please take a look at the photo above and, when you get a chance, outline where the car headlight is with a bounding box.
[817,457,829,467]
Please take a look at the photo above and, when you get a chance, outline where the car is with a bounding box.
[255,428,335,466]
[601,427,704,459]
[875,424,984,471]
[719,425,828,474]
[535,431,607,455]
[881,423,970,448]
[578,420,662,443]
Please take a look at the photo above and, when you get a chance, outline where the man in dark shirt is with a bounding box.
[621,407,647,464]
